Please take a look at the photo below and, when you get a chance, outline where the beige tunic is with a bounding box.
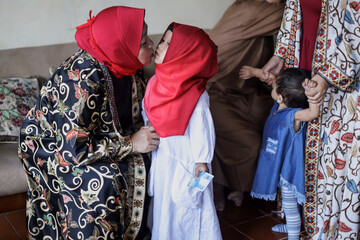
[206,0,285,192]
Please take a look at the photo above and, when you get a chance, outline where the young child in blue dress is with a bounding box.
[241,66,319,240]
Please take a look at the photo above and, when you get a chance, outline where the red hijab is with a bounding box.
[75,6,145,78]
[144,22,218,137]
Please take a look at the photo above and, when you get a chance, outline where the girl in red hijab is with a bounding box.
[143,22,222,240]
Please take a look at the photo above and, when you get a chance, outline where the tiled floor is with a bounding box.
[0,192,306,240]
[0,193,27,240]
[216,193,307,239]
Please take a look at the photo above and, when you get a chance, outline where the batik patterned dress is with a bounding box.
[274,0,360,238]
[18,50,147,240]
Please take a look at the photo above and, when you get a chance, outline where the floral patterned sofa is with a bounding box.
[0,77,40,196]
[0,34,161,197]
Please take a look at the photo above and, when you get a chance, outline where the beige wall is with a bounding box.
[0,0,232,50]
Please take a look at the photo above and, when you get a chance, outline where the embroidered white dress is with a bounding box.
[142,91,222,240]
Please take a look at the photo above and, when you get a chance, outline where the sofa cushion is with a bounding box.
[0,143,27,196]
[0,77,39,143]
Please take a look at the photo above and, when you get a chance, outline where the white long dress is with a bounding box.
[142,91,222,240]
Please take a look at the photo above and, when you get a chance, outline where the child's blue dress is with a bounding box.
[251,101,306,204]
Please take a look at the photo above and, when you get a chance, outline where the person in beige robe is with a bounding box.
[206,0,285,210]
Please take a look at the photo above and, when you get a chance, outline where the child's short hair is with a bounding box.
[276,68,311,109]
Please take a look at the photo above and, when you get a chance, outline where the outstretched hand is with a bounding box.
[239,65,277,84]
[131,126,160,153]
[239,66,256,80]
[195,163,209,178]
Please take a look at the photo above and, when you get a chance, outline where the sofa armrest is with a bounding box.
[0,143,27,196]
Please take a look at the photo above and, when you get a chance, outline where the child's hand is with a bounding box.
[302,78,318,91]
[240,65,276,85]
[195,163,209,178]
[262,73,276,85]
[306,75,329,106]
[239,66,254,80]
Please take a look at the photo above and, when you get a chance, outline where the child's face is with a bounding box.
[154,30,173,64]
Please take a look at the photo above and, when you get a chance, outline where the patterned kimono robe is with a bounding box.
[274,0,360,239]
[18,50,147,240]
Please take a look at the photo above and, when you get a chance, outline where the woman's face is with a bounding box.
[154,30,173,64]
[138,22,154,66]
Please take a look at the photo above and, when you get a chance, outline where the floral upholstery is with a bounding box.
[0,77,39,143]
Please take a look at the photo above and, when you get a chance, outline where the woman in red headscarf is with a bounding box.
[18,6,159,239]
[142,22,222,240]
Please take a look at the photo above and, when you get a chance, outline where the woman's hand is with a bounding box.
[305,74,330,106]
[263,56,284,85]
[195,163,209,178]
[130,126,160,153]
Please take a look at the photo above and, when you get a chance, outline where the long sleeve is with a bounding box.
[19,51,133,168]
[274,0,302,62]
[315,1,360,91]
[274,0,360,91]
[188,92,215,164]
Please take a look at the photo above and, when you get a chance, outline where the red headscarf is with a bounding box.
[144,22,218,137]
[75,6,145,78]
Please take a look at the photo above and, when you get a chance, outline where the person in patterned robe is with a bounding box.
[18,6,159,240]
[263,0,360,238]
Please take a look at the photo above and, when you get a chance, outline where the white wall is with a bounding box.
[0,0,233,50]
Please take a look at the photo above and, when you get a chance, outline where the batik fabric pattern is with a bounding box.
[274,0,360,238]
[18,50,147,240]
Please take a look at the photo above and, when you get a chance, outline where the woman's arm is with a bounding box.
[314,1,360,93]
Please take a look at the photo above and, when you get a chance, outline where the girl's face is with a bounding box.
[138,22,155,66]
[154,30,173,64]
